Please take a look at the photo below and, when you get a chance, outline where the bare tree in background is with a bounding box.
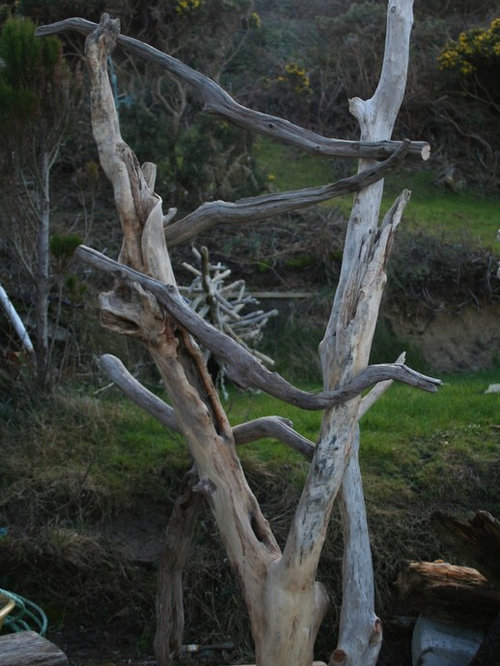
[38,2,438,664]
[0,18,80,390]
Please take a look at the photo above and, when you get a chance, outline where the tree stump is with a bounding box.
[0,631,67,666]
[397,561,500,628]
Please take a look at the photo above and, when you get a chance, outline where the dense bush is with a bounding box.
[234,0,500,189]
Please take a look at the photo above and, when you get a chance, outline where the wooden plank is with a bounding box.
[0,631,67,666]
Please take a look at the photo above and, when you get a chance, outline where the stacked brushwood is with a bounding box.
[179,246,277,394]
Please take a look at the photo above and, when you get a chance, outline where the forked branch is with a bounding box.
[36,17,429,162]
[165,143,410,247]
[100,353,315,458]
[77,245,441,409]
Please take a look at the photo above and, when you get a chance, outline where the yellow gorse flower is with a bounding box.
[276,62,311,96]
[175,0,203,16]
[438,17,500,76]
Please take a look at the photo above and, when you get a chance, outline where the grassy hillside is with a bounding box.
[1,364,498,663]
[255,139,500,248]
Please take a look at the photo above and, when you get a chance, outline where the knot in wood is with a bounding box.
[193,478,217,496]
[331,648,346,665]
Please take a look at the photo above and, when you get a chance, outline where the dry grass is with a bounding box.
[0,367,498,662]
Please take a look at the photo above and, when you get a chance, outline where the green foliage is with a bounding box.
[121,104,265,209]
[175,0,204,15]
[0,18,63,129]
[17,0,105,23]
[439,18,500,75]
[360,368,500,506]
[244,1,499,188]
[262,61,313,122]
[50,233,83,260]
[310,2,386,129]
[223,366,500,510]
[438,17,500,105]
[255,139,500,247]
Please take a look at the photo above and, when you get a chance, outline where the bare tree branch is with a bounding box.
[234,417,315,459]
[77,245,441,409]
[0,282,35,356]
[99,353,179,431]
[358,352,406,418]
[36,16,430,162]
[165,142,410,247]
[99,352,315,458]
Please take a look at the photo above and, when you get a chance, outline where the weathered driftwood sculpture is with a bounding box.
[179,246,277,394]
[38,3,438,665]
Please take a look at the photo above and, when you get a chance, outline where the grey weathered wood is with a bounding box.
[0,282,34,354]
[35,18,429,162]
[99,353,316,458]
[77,246,441,409]
[163,144,409,247]
[0,631,67,666]
[37,6,438,666]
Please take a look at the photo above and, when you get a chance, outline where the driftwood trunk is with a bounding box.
[36,3,435,665]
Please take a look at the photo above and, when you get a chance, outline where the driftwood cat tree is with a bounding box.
[38,3,437,664]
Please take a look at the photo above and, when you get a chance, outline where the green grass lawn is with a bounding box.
[6,366,497,513]
[254,139,500,249]
[223,367,500,510]
[2,368,498,655]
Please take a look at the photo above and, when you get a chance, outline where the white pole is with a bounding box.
[0,282,35,355]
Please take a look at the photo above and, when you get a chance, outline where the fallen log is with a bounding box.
[0,631,67,666]
[396,561,500,628]
[431,510,500,589]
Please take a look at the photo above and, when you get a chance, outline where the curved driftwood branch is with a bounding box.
[0,282,35,356]
[77,245,441,410]
[36,17,429,162]
[358,352,406,418]
[99,353,179,431]
[233,417,315,460]
[164,143,409,246]
[99,353,315,458]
